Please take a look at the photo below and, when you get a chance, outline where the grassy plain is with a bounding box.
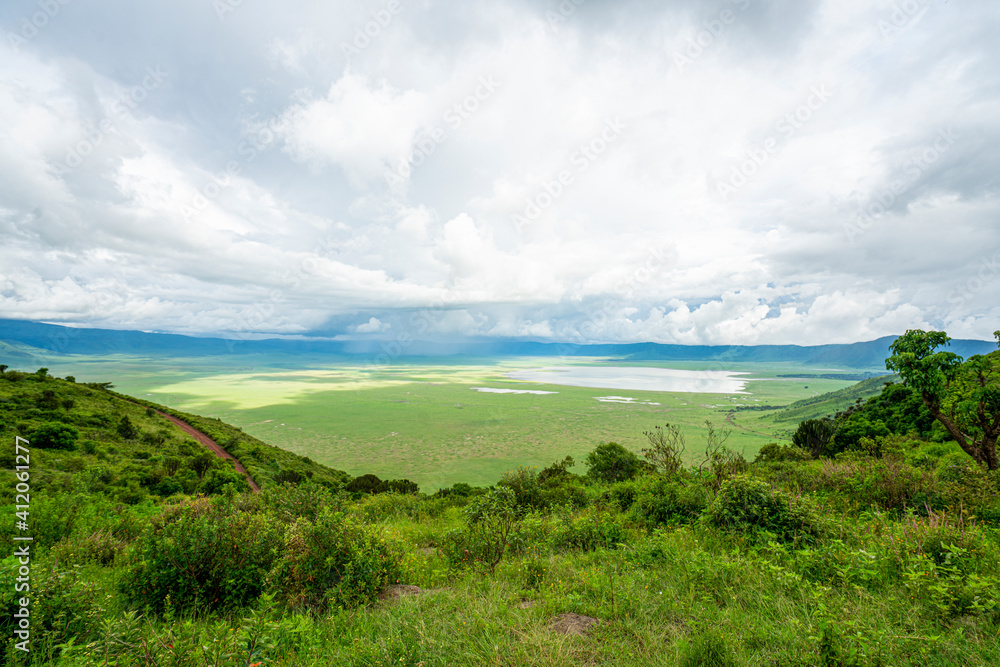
[33,353,885,490]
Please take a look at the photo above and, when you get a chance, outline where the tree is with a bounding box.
[116,415,139,441]
[792,418,835,458]
[886,329,1000,470]
[30,423,79,450]
[585,442,642,482]
[642,423,685,477]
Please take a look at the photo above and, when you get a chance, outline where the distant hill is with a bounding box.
[0,319,996,369]
[769,374,901,424]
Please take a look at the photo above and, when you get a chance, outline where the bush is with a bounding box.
[630,476,709,528]
[116,415,139,441]
[442,486,520,574]
[121,497,281,614]
[198,467,251,495]
[642,423,686,477]
[793,418,836,458]
[155,477,184,497]
[29,422,79,450]
[553,509,627,552]
[753,442,812,464]
[586,442,643,483]
[267,509,400,612]
[704,475,822,541]
[345,473,387,495]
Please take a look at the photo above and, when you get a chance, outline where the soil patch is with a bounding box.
[549,613,600,636]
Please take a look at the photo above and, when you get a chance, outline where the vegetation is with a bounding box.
[1,334,1000,665]
[887,329,1000,470]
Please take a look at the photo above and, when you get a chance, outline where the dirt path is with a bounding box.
[150,407,261,493]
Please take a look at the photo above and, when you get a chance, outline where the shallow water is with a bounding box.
[505,366,748,394]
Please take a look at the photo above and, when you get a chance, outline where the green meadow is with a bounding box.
[38,354,879,490]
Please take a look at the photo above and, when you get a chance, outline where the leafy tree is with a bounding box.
[585,442,642,482]
[538,455,576,483]
[460,486,519,575]
[30,423,80,450]
[792,418,835,457]
[642,423,685,477]
[116,415,139,441]
[887,329,1000,470]
[36,389,60,410]
[345,473,388,494]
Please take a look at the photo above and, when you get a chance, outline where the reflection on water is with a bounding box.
[505,366,748,394]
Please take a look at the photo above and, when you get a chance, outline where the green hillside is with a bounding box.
[0,366,350,506]
[2,361,1000,666]
[768,374,900,424]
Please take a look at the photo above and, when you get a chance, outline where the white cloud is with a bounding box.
[355,317,388,333]
[0,0,998,344]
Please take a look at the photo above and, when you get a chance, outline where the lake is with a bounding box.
[504,366,748,394]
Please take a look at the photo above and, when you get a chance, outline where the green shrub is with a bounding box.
[121,497,280,614]
[29,422,79,450]
[442,486,520,574]
[155,477,184,497]
[198,467,251,495]
[345,473,387,494]
[553,509,627,552]
[630,476,709,528]
[586,441,643,483]
[704,475,822,541]
[753,442,812,463]
[116,415,139,441]
[267,509,400,612]
[264,482,344,523]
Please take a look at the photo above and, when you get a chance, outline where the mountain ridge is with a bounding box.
[0,318,996,369]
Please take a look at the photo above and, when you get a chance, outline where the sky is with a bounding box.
[0,0,998,346]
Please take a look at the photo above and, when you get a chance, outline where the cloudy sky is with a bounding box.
[1,0,998,346]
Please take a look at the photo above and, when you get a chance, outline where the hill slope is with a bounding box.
[768,374,901,424]
[0,368,350,507]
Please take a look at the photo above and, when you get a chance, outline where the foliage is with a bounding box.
[443,486,520,574]
[267,510,400,612]
[585,441,643,483]
[121,497,281,614]
[704,475,822,541]
[629,475,709,528]
[29,422,79,450]
[793,418,836,458]
[115,415,139,441]
[887,329,1000,469]
[753,442,812,463]
[641,423,685,477]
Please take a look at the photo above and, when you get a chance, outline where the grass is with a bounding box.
[29,353,879,490]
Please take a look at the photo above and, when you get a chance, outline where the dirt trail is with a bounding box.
[150,407,261,493]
